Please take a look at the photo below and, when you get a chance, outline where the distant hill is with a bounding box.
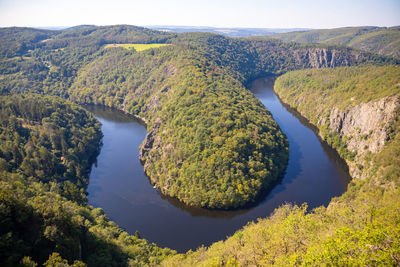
[1,25,399,266]
[147,25,310,37]
[62,24,97,31]
[271,26,400,59]
[43,24,174,48]
[36,25,97,31]
[0,27,57,57]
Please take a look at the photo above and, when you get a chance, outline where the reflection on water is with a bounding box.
[84,105,145,124]
[85,78,351,253]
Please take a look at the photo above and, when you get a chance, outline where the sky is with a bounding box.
[0,0,399,29]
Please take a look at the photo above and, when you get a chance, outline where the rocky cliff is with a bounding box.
[319,95,400,178]
[274,65,400,181]
[293,48,365,68]
[130,48,395,208]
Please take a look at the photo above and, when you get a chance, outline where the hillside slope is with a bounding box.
[2,26,396,209]
[1,26,400,265]
[272,26,400,59]
[163,65,400,266]
[67,31,394,208]
[0,95,175,266]
[275,65,400,179]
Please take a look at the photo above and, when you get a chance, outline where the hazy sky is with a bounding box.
[0,0,399,28]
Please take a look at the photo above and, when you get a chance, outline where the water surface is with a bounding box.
[86,77,351,252]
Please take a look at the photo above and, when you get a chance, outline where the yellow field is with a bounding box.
[104,43,171,51]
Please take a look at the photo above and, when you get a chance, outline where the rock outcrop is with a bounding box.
[319,95,400,178]
[139,117,162,184]
[293,48,365,69]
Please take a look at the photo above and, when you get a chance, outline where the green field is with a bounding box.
[104,43,171,51]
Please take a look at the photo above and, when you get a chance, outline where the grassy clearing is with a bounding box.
[104,43,171,51]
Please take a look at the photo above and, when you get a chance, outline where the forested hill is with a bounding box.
[271,26,400,59]
[0,27,56,58]
[42,25,174,48]
[164,65,400,266]
[0,94,174,266]
[170,32,396,82]
[1,24,399,265]
[0,25,176,97]
[0,25,397,209]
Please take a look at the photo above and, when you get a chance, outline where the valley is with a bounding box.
[84,77,350,253]
[0,24,399,266]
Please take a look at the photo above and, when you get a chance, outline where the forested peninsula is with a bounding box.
[164,65,400,266]
[1,25,399,265]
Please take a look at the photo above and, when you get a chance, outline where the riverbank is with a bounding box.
[163,66,400,266]
[85,77,351,252]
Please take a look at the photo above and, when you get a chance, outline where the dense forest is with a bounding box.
[1,25,399,265]
[274,65,400,164]
[0,94,101,203]
[271,26,400,59]
[164,65,400,266]
[67,31,395,208]
[69,43,290,208]
[2,25,394,208]
[0,94,174,266]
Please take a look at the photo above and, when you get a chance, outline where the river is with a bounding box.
[85,77,351,253]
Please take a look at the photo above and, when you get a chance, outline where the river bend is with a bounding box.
[86,77,350,252]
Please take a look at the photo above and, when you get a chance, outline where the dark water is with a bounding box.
[86,77,351,253]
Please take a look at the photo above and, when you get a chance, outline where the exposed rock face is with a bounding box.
[161,64,177,76]
[139,117,163,184]
[293,48,363,68]
[139,117,162,157]
[328,96,399,153]
[319,95,400,178]
[139,129,156,162]
[124,45,392,207]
